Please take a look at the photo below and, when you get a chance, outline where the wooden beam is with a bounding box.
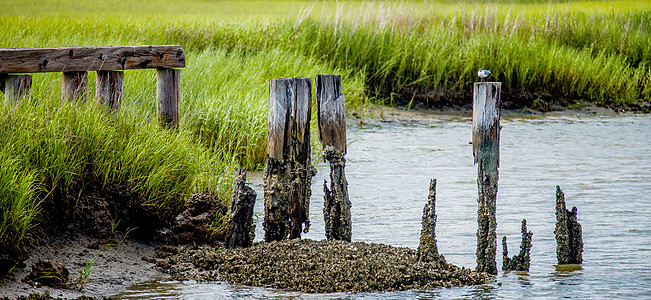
[62,71,88,102]
[156,68,181,127]
[4,75,31,103]
[0,45,185,74]
[96,70,124,112]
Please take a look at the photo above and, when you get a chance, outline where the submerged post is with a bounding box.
[289,77,315,239]
[96,70,124,112]
[228,168,257,248]
[316,74,351,242]
[554,186,583,265]
[472,81,501,275]
[4,75,31,103]
[502,219,533,272]
[418,179,439,262]
[263,78,293,242]
[62,71,88,102]
[156,68,181,128]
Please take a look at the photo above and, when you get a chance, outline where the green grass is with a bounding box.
[0,0,650,271]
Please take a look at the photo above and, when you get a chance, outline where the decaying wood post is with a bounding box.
[263,78,294,242]
[156,68,181,127]
[555,186,583,265]
[418,179,439,262]
[228,168,257,248]
[62,71,88,102]
[472,81,501,275]
[502,219,533,272]
[316,74,351,242]
[3,75,31,103]
[289,77,316,239]
[96,70,124,112]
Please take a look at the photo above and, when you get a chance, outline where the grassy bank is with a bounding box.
[1,0,650,274]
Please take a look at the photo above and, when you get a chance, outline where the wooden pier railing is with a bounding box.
[0,45,185,127]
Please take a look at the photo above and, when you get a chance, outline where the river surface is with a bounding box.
[118,112,650,299]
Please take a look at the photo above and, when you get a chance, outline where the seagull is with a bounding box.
[477,68,491,82]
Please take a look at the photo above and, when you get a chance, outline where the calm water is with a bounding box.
[118,113,651,299]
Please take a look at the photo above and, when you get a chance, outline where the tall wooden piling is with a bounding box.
[156,68,181,127]
[316,74,351,242]
[289,77,315,239]
[263,78,294,242]
[62,71,88,102]
[4,75,32,103]
[96,70,124,112]
[472,81,501,275]
[555,186,583,265]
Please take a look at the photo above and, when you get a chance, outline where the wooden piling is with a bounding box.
[554,186,583,265]
[418,179,439,262]
[316,74,351,242]
[472,81,501,275]
[502,219,533,272]
[156,68,181,127]
[289,77,315,239]
[263,78,294,242]
[62,71,88,102]
[96,70,124,112]
[228,168,257,248]
[4,75,31,103]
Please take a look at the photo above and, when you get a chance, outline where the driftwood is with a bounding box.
[502,219,533,272]
[555,186,583,264]
[418,179,439,262]
[472,81,502,275]
[228,168,256,248]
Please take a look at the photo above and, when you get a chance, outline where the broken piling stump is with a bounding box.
[317,74,351,242]
[555,186,583,265]
[418,179,439,262]
[502,219,533,272]
[472,81,501,275]
[228,168,257,248]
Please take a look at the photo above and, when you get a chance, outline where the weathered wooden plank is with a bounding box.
[62,71,88,102]
[0,45,185,74]
[472,81,501,275]
[4,74,31,103]
[156,68,181,127]
[316,74,346,154]
[96,70,123,112]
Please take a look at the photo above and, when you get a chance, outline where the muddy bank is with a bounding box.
[165,239,492,293]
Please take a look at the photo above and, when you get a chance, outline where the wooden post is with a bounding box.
[554,186,583,265]
[228,168,257,248]
[418,179,439,262]
[156,68,181,127]
[4,75,32,103]
[62,71,88,102]
[316,74,351,242]
[289,77,315,239]
[96,70,124,112]
[263,78,293,242]
[472,81,501,275]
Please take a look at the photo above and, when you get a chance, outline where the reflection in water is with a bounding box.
[118,114,651,299]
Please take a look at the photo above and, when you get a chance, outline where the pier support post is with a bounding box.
[502,219,533,272]
[316,74,351,242]
[62,71,88,102]
[156,68,181,128]
[418,179,440,262]
[472,81,501,275]
[554,186,583,265]
[96,70,124,112]
[228,168,257,248]
[3,75,32,103]
[263,78,293,242]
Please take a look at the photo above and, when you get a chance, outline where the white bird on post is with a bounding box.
[477,68,491,82]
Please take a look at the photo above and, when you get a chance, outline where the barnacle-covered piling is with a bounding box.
[418,179,439,262]
[555,186,583,264]
[227,168,256,248]
[502,219,533,272]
